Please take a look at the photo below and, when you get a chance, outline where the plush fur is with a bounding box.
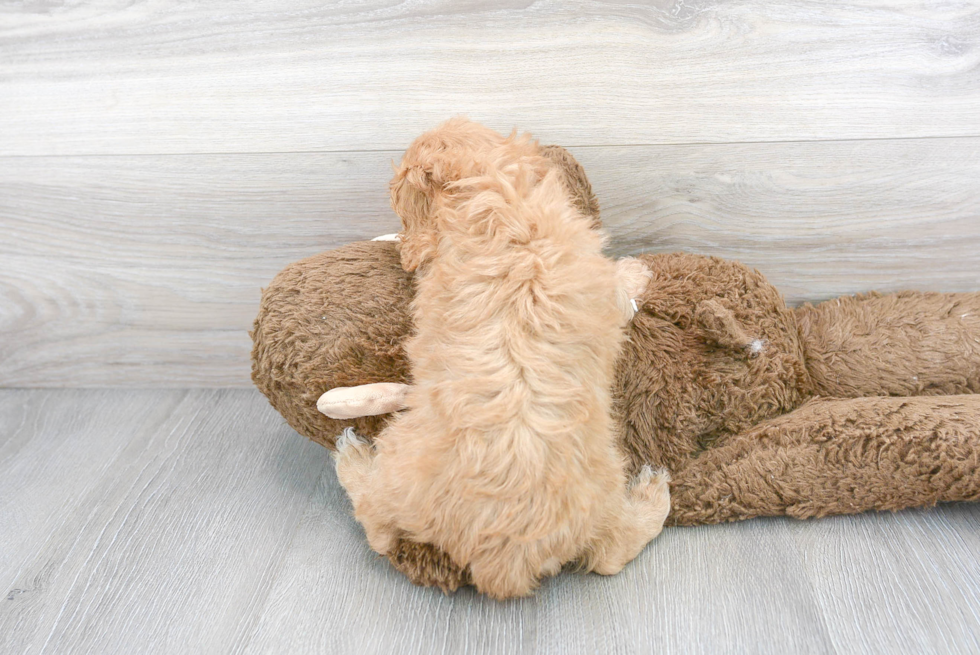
[332,120,668,599]
[250,146,980,593]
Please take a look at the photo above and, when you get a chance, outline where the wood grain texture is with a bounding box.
[0,389,330,655]
[588,137,980,301]
[790,504,980,655]
[2,137,978,387]
[0,152,401,387]
[1,1,979,156]
[0,390,184,584]
[3,390,978,654]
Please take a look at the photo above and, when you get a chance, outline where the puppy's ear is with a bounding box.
[390,165,440,273]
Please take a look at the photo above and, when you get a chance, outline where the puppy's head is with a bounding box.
[389,118,510,272]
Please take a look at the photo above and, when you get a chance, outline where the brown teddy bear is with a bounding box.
[251,146,980,592]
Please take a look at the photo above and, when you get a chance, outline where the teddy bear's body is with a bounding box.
[250,146,980,592]
[252,241,980,590]
[620,252,980,526]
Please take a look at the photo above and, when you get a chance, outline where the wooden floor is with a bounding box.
[1,389,978,655]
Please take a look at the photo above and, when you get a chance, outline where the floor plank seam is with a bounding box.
[2,132,979,160]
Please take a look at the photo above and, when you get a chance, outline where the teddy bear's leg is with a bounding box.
[667,394,980,526]
[585,465,671,576]
[797,291,980,397]
[615,257,653,322]
[333,429,400,555]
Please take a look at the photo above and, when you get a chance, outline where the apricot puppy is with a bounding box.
[334,118,669,599]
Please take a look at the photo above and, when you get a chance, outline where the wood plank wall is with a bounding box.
[1,1,979,387]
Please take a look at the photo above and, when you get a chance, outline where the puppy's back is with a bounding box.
[400,158,628,556]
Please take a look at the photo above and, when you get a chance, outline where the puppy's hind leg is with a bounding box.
[586,466,671,576]
[333,428,399,555]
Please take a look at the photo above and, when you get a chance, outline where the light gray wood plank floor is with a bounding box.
[2,389,978,655]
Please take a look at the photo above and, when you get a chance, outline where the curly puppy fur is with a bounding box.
[333,119,670,599]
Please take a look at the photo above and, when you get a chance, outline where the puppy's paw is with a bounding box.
[616,257,653,322]
[629,465,671,533]
[630,464,670,492]
[333,428,377,513]
[335,427,367,454]
[617,257,653,301]
[333,428,373,479]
